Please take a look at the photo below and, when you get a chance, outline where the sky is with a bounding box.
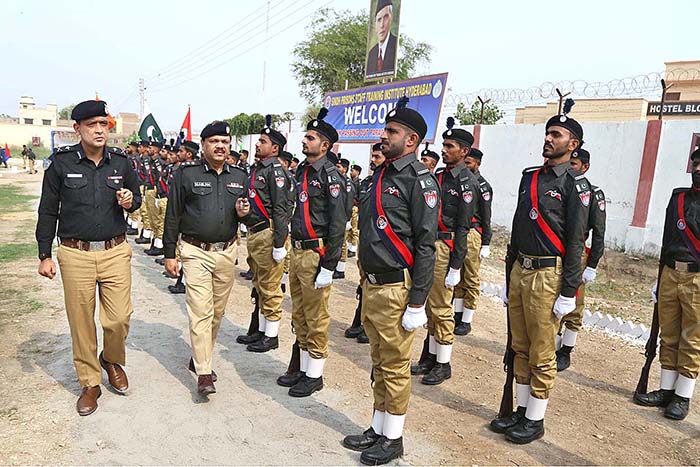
[2,0,699,131]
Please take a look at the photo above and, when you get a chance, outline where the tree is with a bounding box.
[454,100,505,125]
[58,104,76,120]
[291,8,433,104]
[224,112,295,140]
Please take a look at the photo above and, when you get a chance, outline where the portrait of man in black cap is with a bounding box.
[365,0,400,80]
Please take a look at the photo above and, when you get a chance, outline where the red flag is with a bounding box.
[4,143,11,158]
[180,106,192,140]
[95,93,116,129]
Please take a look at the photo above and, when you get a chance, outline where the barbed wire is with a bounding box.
[445,68,700,108]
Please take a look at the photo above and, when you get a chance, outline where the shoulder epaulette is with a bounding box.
[231,165,247,174]
[412,160,430,176]
[181,160,201,168]
[108,147,126,157]
[435,167,445,175]
[55,144,79,155]
[522,166,539,174]
[567,167,586,180]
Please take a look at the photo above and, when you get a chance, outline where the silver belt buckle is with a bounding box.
[522,257,533,269]
[675,261,689,272]
[89,241,106,251]
[293,240,302,249]
[367,273,377,284]
[212,242,225,252]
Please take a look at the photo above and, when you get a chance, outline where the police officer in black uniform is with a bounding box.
[334,157,355,279]
[36,100,142,415]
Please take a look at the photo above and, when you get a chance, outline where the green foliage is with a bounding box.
[454,101,505,125]
[291,8,433,104]
[0,185,38,212]
[58,104,76,120]
[225,112,296,138]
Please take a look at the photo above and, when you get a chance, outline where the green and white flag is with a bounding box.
[138,113,163,143]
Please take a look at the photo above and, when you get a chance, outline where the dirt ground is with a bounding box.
[1,171,699,466]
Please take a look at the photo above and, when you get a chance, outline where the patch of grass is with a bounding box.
[8,145,52,160]
[0,287,43,325]
[0,184,38,212]
[0,243,35,263]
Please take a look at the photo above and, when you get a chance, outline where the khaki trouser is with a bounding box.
[28,158,36,174]
[144,188,157,234]
[426,241,454,345]
[658,266,700,379]
[139,186,151,231]
[455,229,482,309]
[128,203,141,224]
[341,230,349,262]
[22,155,27,170]
[283,236,291,274]
[349,206,359,247]
[247,227,285,322]
[153,197,168,240]
[180,240,238,375]
[56,241,134,387]
[561,254,588,333]
[290,248,331,359]
[362,270,414,415]
[509,259,562,399]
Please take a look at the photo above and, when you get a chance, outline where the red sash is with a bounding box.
[436,171,454,252]
[528,168,566,256]
[248,165,270,221]
[677,191,700,263]
[371,166,414,268]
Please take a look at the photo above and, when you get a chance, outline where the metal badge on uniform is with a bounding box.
[384,186,400,198]
[463,191,473,204]
[545,189,561,201]
[228,182,243,189]
[67,173,84,178]
[579,192,590,207]
[677,219,687,231]
[275,176,285,188]
[346,184,352,192]
[598,199,606,211]
[529,208,539,220]
[423,190,438,208]
[107,175,123,184]
[256,175,266,183]
[310,179,321,188]
[376,215,388,230]
[482,191,491,201]
[329,183,341,198]
[448,188,458,197]
[299,191,308,202]
[248,188,256,198]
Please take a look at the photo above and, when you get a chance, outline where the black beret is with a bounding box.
[377,0,393,11]
[261,114,287,148]
[386,97,427,140]
[546,114,584,143]
[327,150,339,164]
[571,147,590,164]
[372,142,383,151]
[442,117,473,146]
[691,148,700,161]
[307,108,339,144]
[151,140,163,149]
[139,140,150,147]
[71,100,108,122]
[421,143,439,161]
[280,151,294,163]
[292,157,300,163]
[229,150,240,159]
[338,158,350,168]
[182,140,200,154]
[351,164,362,172]
[469,147,483,160]
[127,141,138,147]
[201,121,231,140]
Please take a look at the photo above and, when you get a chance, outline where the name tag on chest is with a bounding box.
[193,181,212,188]
[67,173,83,178]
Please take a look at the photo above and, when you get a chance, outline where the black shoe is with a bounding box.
[342,427,381,451]
[236,331,264,345]
[134,236,150,244]
[360,436,403,465]
[505,417,545,444]
[356,331,370,344]
[489,406,526,433]
[239,270,249,277]
[126,227,138,235]
[146,247,164,256]
[241,270,253,280]
[421,362,451,385]
[333,270,345,279]
[348,251,356,258]
[155,257,166,265]
[633,389,674,407]
[411,354,436,375]
[556,345,573,372]
[246,336,279,353]
[168,283,186,294]
[454,322,472,336]
[277,371,304,387]
[345,325,364,338]
[664,395,690,420]
[281,283,286,293]
[289,375,323,397]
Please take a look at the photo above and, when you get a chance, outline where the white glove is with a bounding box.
[401,304,427,331]
[345,221,352,231]
[480,245,491,259]
[444,268,460,288]
[581,266,597,284]
[314,267,334,289]
[501,283,508,306]
[652,283,658,304]
[154,198,160,208]
[272,247,287,263]
[552,295,576,319]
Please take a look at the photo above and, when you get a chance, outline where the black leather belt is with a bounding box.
[664,258,700,273]
[437,232,454,240]
[292,238,325,250]
[365,269,407,285]
[518,254,557,270]
[249,220,271,234]
[60,234,126,252]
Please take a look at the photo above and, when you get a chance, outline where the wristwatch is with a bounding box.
[39,252,51,260]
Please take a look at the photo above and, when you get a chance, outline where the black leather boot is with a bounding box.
[146,246,164,256]
[288,375,323,397]
[345,326,364,338]
[454,322,472,336]
[664,395,690,420]
[236,330,263,345]
[246,336,279,353]
[333,270,345,279]
[633,389,674,407]
[421,362,451,385]
[410,354,436,375]
[168,282,185,294]
[489,406,526,433]
[360,436,404,465]
[356,330,370,344]
[505,417,545,444]
[134,233,150,244]
[277,371,304,387]
[556,345,573,372]
[126,226,138,235]
[342,427,381,451]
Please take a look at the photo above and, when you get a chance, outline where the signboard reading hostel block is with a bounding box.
[647,101,700,116]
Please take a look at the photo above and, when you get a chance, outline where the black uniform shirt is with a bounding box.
[351,176,361,206]
[473,171,494,246]
[661,187,700,265]
[35,144,142,258]
[435,162,477,269]
[163,159,248,259]
[339,172,355,221]
[509,161,591,297]
[290,155,346,271]
[245,157,291,248]
[358,154,438,305]
[586,185,607,268]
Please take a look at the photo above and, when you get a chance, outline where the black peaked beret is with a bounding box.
[229,150,240,158]
[307,108,338,144]
[71,100,108,122]
[421,143,439,161]
[182,140,199,154]
[351,164,362,172]
[546,114,584,142]
[372,142,383,151]
[139,140,150,147]
[280,151,293,163]
[151,139,163,148]
[442,117,473,146]
[338,158,350,168]
[261,114,287,148]
[691,148,700,161]
[386,97,427,140]
[469,147,483,160]
[326,150,339,164]
[571,148,590,163]
[292,157,300,163]
[201,121,231,140]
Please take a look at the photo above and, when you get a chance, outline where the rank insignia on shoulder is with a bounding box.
[417,168,429,175]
